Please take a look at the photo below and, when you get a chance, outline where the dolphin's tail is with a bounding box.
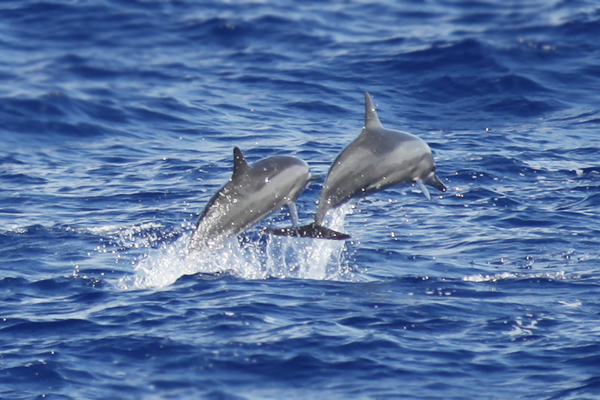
[265,222,351,240]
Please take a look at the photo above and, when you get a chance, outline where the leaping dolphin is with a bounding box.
[189,147,322,250]
[268,92,446,240]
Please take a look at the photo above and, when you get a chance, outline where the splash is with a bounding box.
[120,205,356,289]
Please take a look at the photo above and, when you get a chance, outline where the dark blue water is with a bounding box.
[2,0,600,398]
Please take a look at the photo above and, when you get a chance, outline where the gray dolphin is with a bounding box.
[189,147,317,250]
[268,92,446,239]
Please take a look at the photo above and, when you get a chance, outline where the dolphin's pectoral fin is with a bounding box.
[287,202,300,227]
[416,178,431,200]
[308,174,322,183]
[265,222,350,240]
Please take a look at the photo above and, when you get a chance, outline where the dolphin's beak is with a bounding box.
[429,174,447,192]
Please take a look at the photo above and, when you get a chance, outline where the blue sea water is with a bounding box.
[2,0,600,398]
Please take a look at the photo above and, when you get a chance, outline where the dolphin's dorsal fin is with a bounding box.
[364,92,383,130]
[232,147,250,179]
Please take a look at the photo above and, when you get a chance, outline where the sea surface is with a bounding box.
[2,0,600,399]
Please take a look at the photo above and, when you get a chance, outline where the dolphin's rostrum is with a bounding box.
[189,147,316,250]
[268,92,446,239]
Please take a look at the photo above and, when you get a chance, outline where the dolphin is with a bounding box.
[268,92,446,239]
[189,147,318,250]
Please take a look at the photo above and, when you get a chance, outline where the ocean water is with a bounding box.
[2,0,600,398]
